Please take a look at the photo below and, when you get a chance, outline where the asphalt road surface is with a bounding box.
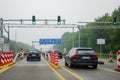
[0,58,60,80]
[59,59,120,80]
[0,57,120,80]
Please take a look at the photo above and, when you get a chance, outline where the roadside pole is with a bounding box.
[72,27,74,48]
[97,39,105,64]
[100,44,102,61]
[0,18,3,50]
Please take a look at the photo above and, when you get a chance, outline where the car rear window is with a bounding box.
[77,49,94,55]
[30,50,39,54]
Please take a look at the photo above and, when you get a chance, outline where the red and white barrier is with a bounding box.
[0,52,14,68]
[50,51,59,68]
[54,52,58,67]
[19,50,24,59]
[115,50,120,71]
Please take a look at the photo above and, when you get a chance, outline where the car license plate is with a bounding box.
[82,56,90,59]
[32,54,36,56]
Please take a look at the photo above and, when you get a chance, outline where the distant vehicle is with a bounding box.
[27,50,41,61]
[64,47,98,69]
[48,50,63,59]
[54,51,63,59]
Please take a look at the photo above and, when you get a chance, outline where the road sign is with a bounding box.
[0,38,4,44]
[39,39,62,45]
[97,39,105,44]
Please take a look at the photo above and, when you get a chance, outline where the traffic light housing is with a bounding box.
[113,16,117,25]
[32,16,36,25]
[57,16,61,25]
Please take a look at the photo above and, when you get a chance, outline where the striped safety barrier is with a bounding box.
[0,52,14,68]
[50,51,59,68]
[115,50,120,71]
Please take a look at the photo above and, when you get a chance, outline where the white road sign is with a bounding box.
[97,39,105,44]
[0,38,4,44]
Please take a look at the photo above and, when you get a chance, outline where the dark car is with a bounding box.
[64,47,98,69]
[27,50,41,61]
[54,51,63,59]
[48,50,63,59]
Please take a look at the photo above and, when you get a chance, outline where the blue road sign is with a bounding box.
[39,39,62,45]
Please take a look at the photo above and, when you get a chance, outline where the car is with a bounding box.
[54,51,63,59]
[48,50,63,59]
[64,47,98,69]
[27,50,41,61]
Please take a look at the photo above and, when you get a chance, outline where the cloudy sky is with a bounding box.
[0,0,120,49]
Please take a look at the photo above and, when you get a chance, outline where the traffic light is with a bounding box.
[57,16,61,25]
[32,16,36,25]
[113,16,117,25]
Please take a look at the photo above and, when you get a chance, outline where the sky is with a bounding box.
[0,0,120,49]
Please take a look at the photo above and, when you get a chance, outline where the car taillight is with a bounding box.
[93,54,98,58]
[71,51,80,59]
[27,53,29,56]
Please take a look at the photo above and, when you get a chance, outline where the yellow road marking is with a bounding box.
[42,57,65,80]
[0,63,16,74]
[59,65,84,80]
[99,67,120,74]
[0,59,23,74]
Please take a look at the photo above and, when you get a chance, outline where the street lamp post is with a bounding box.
[77,25,84,47]
[78,26,80,47]
[0,18,3,49]
[72,27,74,48]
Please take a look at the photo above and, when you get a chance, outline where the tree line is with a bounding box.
[3,36,33,53]
[53,6,120,54]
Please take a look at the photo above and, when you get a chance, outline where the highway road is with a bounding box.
[0,57,120,80]
[0,57,61,80]
[59,59,120,80]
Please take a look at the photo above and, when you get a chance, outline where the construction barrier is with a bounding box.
[115,50,120,71]
[0,52,14,68]
[19,49,24,59]
[50,51,59,68]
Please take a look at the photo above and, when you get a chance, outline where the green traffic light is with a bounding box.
[32,16,36,25]
[113,22,117,25]
[57,16,61,25]
[113,16,117,25]
[57,22,61,25]
[32,21,36,25]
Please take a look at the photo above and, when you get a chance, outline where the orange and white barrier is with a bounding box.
[0,52,14,68]
[115,50,120,71]
[50,51,59,68]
